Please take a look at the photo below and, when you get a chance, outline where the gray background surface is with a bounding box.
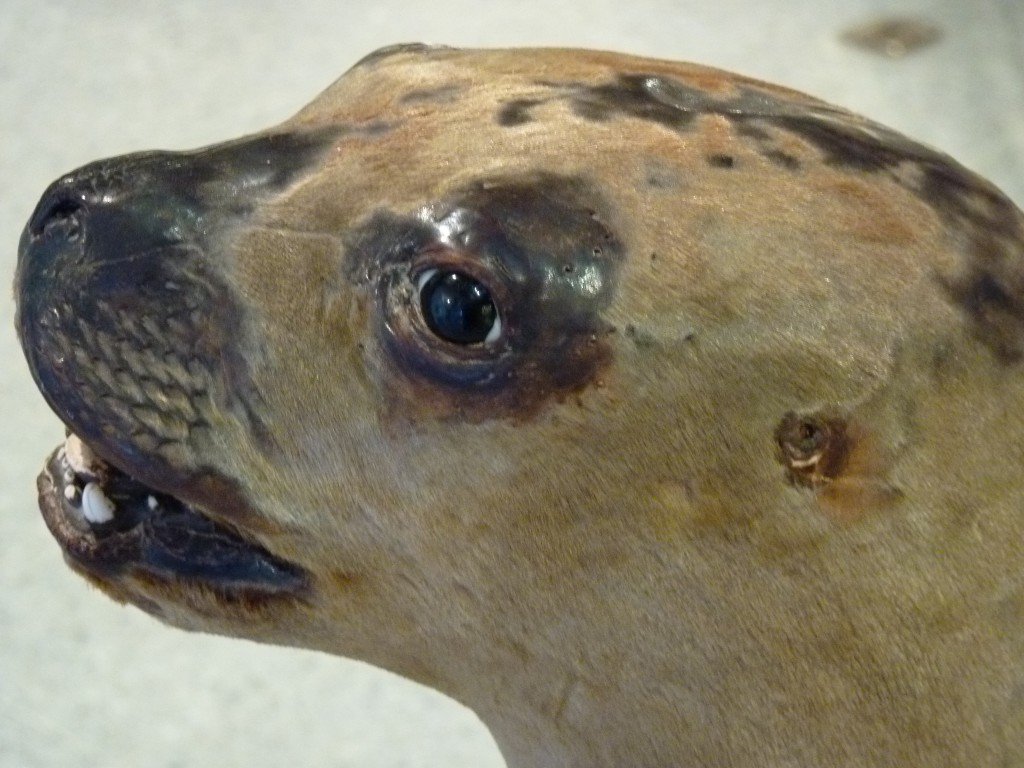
[2,1,1022,766]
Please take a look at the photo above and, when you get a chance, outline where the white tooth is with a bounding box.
[82,482,116,524]
[65,434,98,478]
[64,485,79,502]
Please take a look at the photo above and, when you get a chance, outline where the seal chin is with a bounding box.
[37,432,307,599]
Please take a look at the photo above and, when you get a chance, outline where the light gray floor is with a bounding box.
[2,1,1022,766]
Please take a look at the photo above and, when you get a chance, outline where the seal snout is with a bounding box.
[12,140,334,603]
[16,153,205,435]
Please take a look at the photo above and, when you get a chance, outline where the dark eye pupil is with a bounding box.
[420,271,498,345]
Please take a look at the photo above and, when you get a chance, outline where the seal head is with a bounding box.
[15,45,1024,766]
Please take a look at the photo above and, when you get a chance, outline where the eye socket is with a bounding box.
[417,269,502,345]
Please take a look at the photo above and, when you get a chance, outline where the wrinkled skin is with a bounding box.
[15,45,1024,767]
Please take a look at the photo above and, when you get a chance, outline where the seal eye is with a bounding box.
[418,269,501,345]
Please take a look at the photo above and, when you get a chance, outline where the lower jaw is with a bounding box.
[36,436,309,597]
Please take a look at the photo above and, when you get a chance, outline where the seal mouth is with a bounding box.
[12,129,343,606]
[38,431,307,597]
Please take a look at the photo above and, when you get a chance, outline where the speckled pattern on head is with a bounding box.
[15,45,1024,767]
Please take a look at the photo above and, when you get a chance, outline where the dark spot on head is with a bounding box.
[497,99,543,126]
[735,122,773,142]
[763,150,800,170]
[941,266,1024,364]
[567,75,698,131]
[771,115,909,173]
[918,161,1024,366]
[356,121,398,138]
[707,154,735,169]
[955,270,1016,316]
[916,163,1019,237]
[775,412,851,488]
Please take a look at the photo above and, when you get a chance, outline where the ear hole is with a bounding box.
[775,412,850,488]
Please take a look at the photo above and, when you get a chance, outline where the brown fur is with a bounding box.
[18,45,1024,766]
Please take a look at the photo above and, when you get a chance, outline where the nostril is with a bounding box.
[30,188,86,241]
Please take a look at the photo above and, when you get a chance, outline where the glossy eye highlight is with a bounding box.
[417,269,502,345]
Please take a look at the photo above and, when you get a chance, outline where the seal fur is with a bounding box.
[15,45,1024,766]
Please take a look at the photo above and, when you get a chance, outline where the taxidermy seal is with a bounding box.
[14,44,1024,767]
